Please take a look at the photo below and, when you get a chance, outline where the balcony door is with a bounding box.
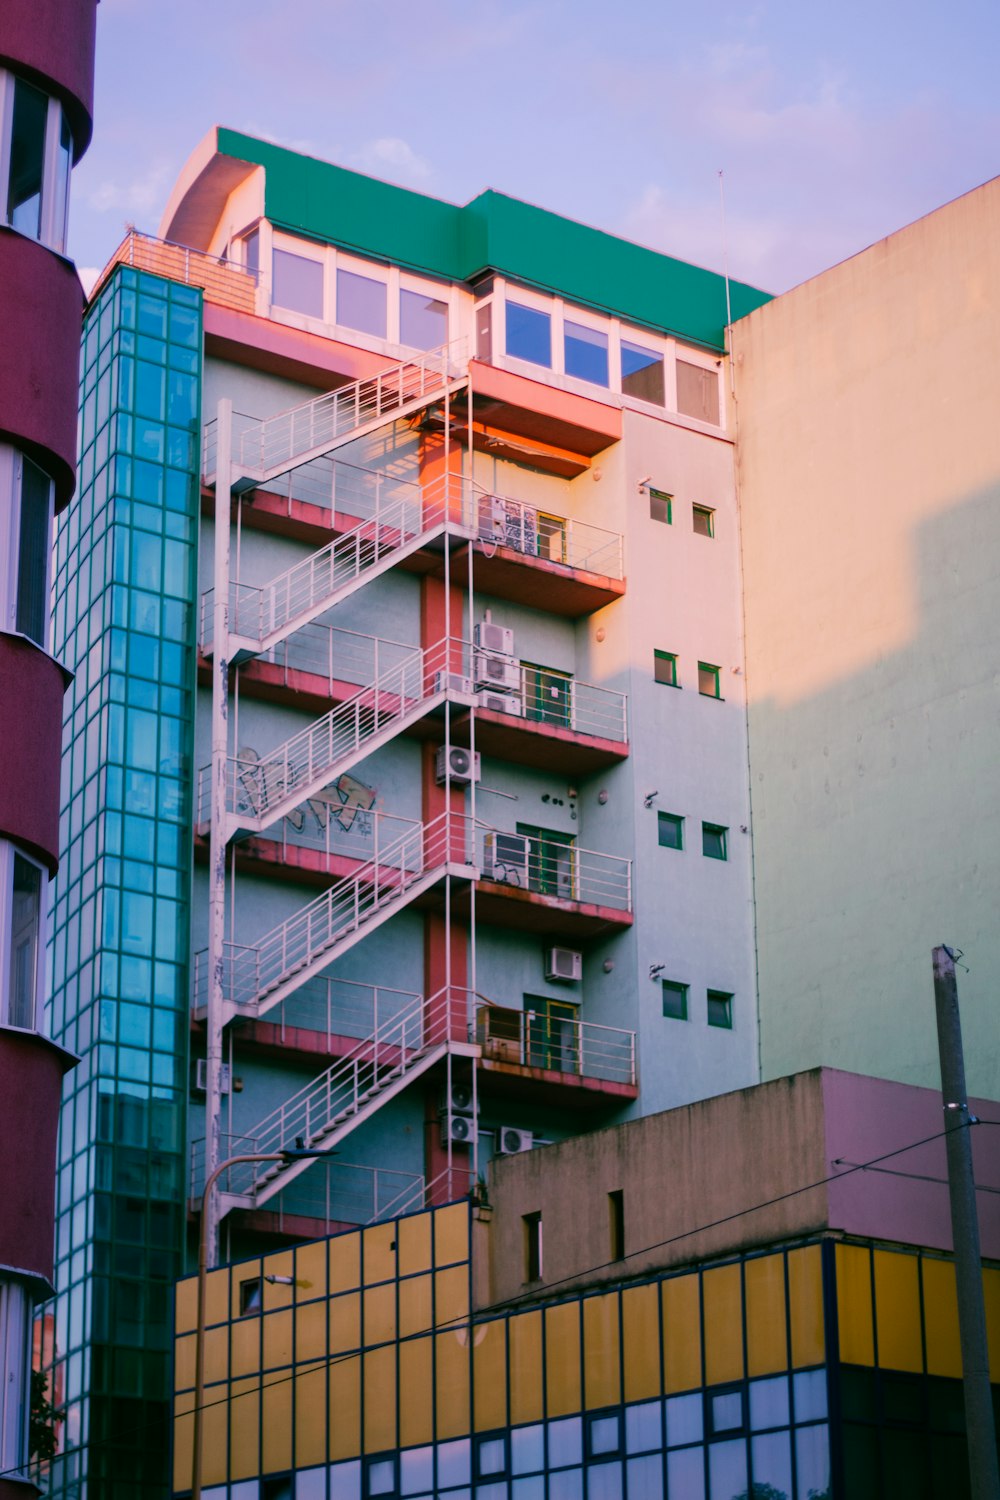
[517,824,576,899]
[526,996,580,1074]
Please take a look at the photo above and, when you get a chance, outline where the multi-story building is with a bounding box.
[44,127,771,1492]
[732,176,1000,1099]
[0,2,98,1496]
[172,1066,1000,1499]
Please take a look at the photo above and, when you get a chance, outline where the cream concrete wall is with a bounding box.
[733,177,1000,1094]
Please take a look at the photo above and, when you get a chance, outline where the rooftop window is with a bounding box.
[400,287,447,349]
[622,339,665,405]
[273,246,323,318]
[564,319,609,387]
[506,300,551,368]
[337,266,387,338]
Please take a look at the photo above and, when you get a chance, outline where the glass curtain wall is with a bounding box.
[40,265,202,1499]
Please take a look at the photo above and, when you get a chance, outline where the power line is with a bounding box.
[7,1117,978,1483]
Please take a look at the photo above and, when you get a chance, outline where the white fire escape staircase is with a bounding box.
[212,986,478,1220]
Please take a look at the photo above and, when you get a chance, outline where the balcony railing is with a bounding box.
[474,824,632,912]
[89,229,259,312]
[475,1002,636,1085]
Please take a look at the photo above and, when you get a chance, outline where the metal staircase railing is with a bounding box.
[199,471,473,660]
[212,984,476,1209]
[199,637,474,837]
[205,341,468,489]
[195,810,475,1020]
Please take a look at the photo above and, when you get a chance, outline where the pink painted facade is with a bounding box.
[0,636,69,872]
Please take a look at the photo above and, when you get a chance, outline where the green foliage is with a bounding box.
[29,1370,58,1462]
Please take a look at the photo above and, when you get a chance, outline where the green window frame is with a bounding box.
[649,488,672,525]
[702,822,728,861]
[657,812,684,850]
[654,650,678,687]
[661,980,689,1021]
[698,661,721,699]
[707,990,734,1029]
[693,504,715,538]
[523,662,572,727]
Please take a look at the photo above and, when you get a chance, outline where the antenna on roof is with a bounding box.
[718,170,735,395]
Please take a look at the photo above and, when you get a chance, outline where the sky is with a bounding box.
[72,0,1000,297]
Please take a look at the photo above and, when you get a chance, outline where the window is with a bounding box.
[537,511,567,563]
[365,1456,396,1496]
[677,358,720,425]
[238,1277,262,1315]
[698,662,721,699]
[400,287,447,349]
[506,300,551,367]
[707,990,734,1029]
[622,339,665,405]
[272,247,324,318]
[477,1434,507,1477]
[0,1282,30,1474]
[240,228,260,278]
[588,1412,621,1457]
[654,650,678,687]
[693,504,715,537]
[657,812,684,850]
[1,71,72,252]
[523,1211,542,1281]
[648,488,672,524]
[709,1386,745,1434]
[661,981,688,1021]
[337,267,387,337]
[608,1190,625,1261]
[702,823,728,861]
[523,663,572,726]
[5,850,43,1030]
[517,824,576,899]
[564,319,609,386]
[2,448,54,649]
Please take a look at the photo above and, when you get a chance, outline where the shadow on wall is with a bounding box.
[747,482,1000,1098]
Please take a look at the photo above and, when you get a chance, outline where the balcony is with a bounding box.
[89,228,259,313]
[474,1001,637,1107]
[199,442,624,616]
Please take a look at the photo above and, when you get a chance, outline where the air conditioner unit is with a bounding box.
[441,1081,478,1117]
[478,495,507,543]
[193,1060,231,1094]
[497,1126,534,1156]
[482,831,530,886]
[435,745,481,786]
[475,652,521,692]
[434,670,476,699]
[443,1114,477,1145]
[546,947,582,983]
[474,621,515,657]
[479,691,523,717]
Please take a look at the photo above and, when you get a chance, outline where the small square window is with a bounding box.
[366,1456,396,1497]
[702,823,728,861]
[238,1277,261,1314]
[649,488,672,524]
[477,1434,508,1478]
[653,650,678,687]
[588,1413,621,1457]
[657,813,684,850]
[693,505,715,538]
[707,991,734,1030]
[709,1386,744,1435]
[661,981,688,1021]
[698,662,721,698]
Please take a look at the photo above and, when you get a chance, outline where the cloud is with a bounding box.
[86,159,173,220]
[352,137,431,184]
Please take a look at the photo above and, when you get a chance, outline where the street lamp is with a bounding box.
[191,1146,332,1500]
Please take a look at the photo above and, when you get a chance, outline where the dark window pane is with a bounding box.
[707,992,733,1030]
[564,320,609,386]
[693,505,715,537]
[649,489,672,524]
[52,110,72,250]
[657,813,683,851]
[273,248,324,318]
[9,854,42,1027]
[654,651,677,687]
[662,982,688,1021]
[337,267,386,337]
[507,301,551,367]
[400,288,447,349]
[702,824,728,861]
[710,1390,743,1434]
[17,457,51,644]
[841,1423,879,1500]
[589,1415,619,1455]
[8,77,48,237]
[478,1435,506,1476]
[677,359,720,424]
[243,229,260,277]
[622,340,665,404]
[698,663,721,698]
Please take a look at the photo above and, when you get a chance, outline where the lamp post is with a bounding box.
[191,1147,331,1500]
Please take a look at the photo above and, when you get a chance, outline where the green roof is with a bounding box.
[217,128,771,351]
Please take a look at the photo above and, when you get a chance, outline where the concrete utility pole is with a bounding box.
[932,946,1000,1500]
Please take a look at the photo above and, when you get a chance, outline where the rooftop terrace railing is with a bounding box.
[88,229,259,312]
